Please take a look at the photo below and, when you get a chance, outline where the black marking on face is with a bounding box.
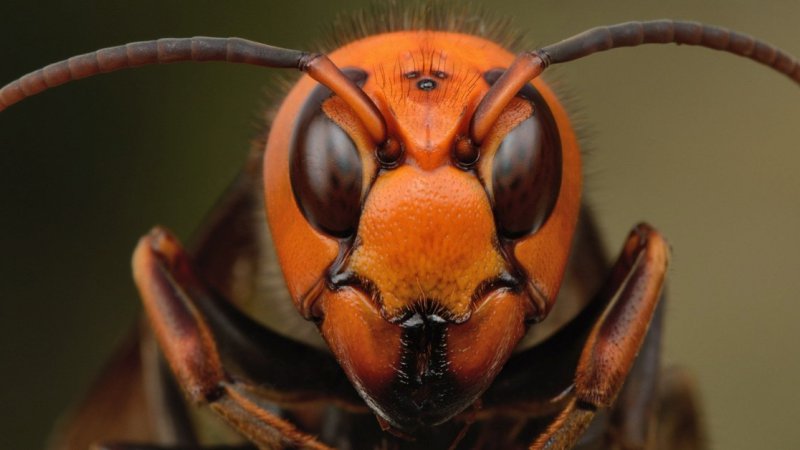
[383,306,461,431]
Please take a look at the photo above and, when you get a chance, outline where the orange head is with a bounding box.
[263,31,581,431]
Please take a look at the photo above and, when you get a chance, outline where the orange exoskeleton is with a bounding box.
[1,4,797,450]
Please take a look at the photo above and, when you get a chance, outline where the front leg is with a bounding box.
[530,223,669,450]
[131,227,338,450]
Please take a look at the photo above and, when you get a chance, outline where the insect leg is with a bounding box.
[132,227,338,450]
[607,297,664,449]
[528,223,669,450]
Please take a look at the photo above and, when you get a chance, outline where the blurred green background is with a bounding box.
[1,1,797,448]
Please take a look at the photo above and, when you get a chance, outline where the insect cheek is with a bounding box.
[476,79,579,319]
[265,87,337,307]
[264,70,373,308]
[503,81,583,316]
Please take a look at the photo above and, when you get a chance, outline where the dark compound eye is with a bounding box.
[486,70,561,239]
[290,69,366,238]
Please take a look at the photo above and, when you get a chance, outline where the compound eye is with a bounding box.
[491,107,561,239]
[289,69,367,239]
[290,108,365,241]
[291,113,363,238]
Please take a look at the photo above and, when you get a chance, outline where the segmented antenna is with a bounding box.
[0,36,386,142]
[471,20,800,143]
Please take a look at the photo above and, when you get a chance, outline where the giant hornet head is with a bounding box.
[263,31,580,431]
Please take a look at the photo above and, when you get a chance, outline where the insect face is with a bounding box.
[264,31,581,430]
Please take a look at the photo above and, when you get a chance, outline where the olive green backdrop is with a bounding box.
[1,1,797,448]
